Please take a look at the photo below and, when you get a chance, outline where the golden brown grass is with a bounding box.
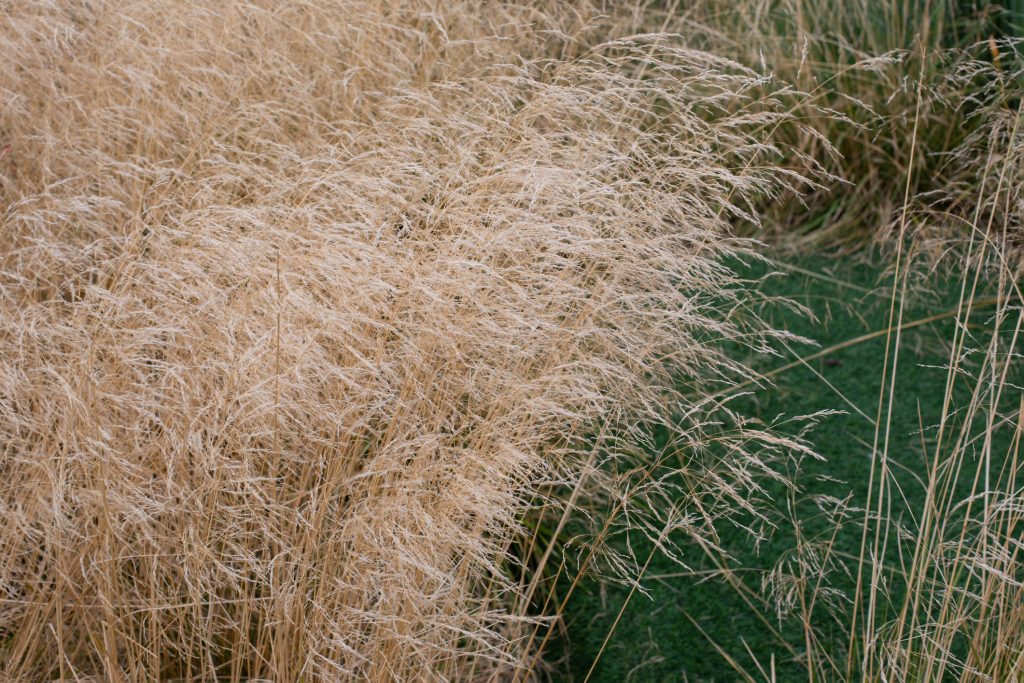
[0,2,826,680]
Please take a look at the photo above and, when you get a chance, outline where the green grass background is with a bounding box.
[552,253,1017,682]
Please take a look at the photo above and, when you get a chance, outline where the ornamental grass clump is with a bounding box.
[0,2,822,679]
[651,0,1001,248]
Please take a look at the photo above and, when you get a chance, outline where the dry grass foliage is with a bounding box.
[652,0,1004,249]
[911,38,1024,266]
[0,2,822,680]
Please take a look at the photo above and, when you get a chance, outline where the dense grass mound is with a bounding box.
[0,2,823,680]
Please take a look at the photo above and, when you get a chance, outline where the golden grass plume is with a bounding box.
[0,2,822,679]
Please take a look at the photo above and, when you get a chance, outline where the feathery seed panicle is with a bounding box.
[0,2,821,679]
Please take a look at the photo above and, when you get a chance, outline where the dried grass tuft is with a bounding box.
[0,2,820,680]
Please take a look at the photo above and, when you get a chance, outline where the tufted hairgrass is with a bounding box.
[0,2,826,680]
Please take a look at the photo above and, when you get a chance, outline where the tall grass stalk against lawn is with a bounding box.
[704,36,1024,682]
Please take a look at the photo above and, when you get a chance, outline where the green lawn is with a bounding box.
[551,253,1017,682]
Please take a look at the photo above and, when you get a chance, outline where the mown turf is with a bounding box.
[553,252,1018,682]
